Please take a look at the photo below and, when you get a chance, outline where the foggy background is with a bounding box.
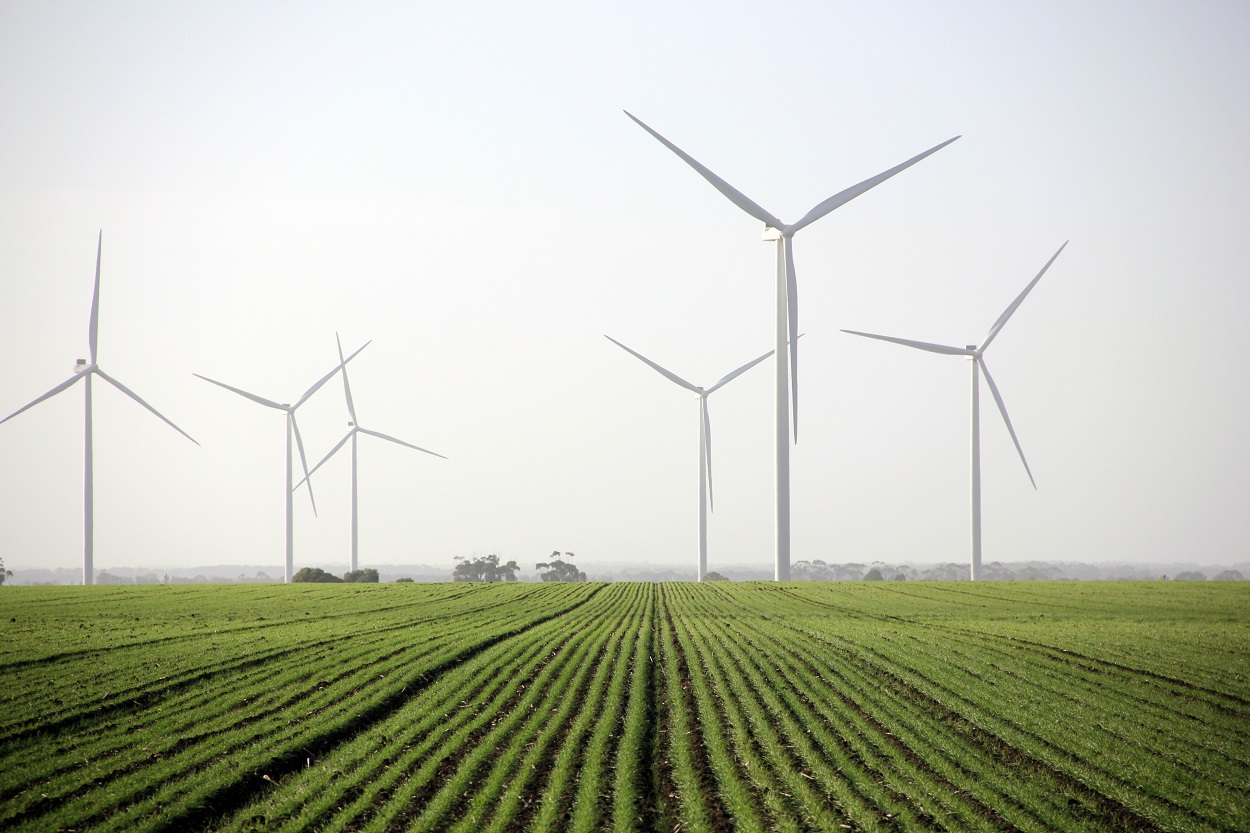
[2,1,1248,577]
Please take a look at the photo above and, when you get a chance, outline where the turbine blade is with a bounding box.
[89,231,102,364]
[336,332,357,423]
[294,339,371,409]
[840,330,972,356]
[623,111,784,229]
[981,241,1068,351]
[0,373,84,426]
[706,347,775,393]
[359,427,448,459]
[297,430,354,488]
[979,358,1035,489]
[94,368,199,445]
[194,374,286,410]
[604,335,700,393]
[785,235,799,440]
[290,412,317,515]
[703,397,714,513]
[791,136,961,232]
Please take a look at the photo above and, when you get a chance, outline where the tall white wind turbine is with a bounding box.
[842,242,1067,580]
[625,111,959,579]
[0,232,199,585]
[299,334,446,573]
[606,335,774,581]
[194,341,369,583]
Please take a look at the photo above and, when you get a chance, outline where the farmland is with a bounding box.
[1,581,1247,832]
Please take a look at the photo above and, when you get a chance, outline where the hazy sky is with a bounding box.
[2,1,1248,576]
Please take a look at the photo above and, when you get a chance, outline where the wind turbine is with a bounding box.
[194,341,369,583]
[606,334,774,581]
[0,232,199,585]
[625,111,959,579]
[298,334,446,573]
[842,242,1067,580]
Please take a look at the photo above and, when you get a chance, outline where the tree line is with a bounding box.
[453,551,587,583]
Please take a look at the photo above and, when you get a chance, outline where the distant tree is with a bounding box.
[535,551,587,582]
[703,571,729,582]
[1174,571,1207,581]
[922,563,968,581]
[863,567,885,581]
[1015,563,1062,581]
[394,577,415,583]
[1213,570,1244,581]
[343,569,380,583]
[292,567,344,583]
[981,562,1017,580]
[891,572,907,581]
[793,560,838,581]
[0,555,10,585]
[834,563,867,581]
[453,554,519,582]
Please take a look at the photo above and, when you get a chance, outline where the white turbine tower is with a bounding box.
[842,242,1067,580]
[625,111,959,580]
[194,341,369,583]
[0,232,199,585]
[299,334,446,573]
[606,335,774,581]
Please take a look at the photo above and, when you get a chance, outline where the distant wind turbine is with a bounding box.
[298,334,446,573]
[194,341,369,583]
[606,334,774,581]
[0,232,199,586]
[842,242,1067,580]
[625,111,959,579]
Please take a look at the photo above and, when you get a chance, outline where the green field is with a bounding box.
[1,581,1247,832]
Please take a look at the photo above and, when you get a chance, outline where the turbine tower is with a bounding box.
[195,341,368,583]
[625,111,958,580]
[606,334,774,581]
[0,232,199,585]
[299,333,446,573]
[842,242,1067,579]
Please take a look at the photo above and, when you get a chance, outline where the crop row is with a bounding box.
[2,580,1246,832]
[659,581,1249,832]
[205,581,656,833]
[0,582,605,831]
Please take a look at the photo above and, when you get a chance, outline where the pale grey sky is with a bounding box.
[2,1,1248,576]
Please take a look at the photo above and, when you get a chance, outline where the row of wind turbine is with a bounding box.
[193,340,370,584]
[1,233,443,584]
[625,111,960,580]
